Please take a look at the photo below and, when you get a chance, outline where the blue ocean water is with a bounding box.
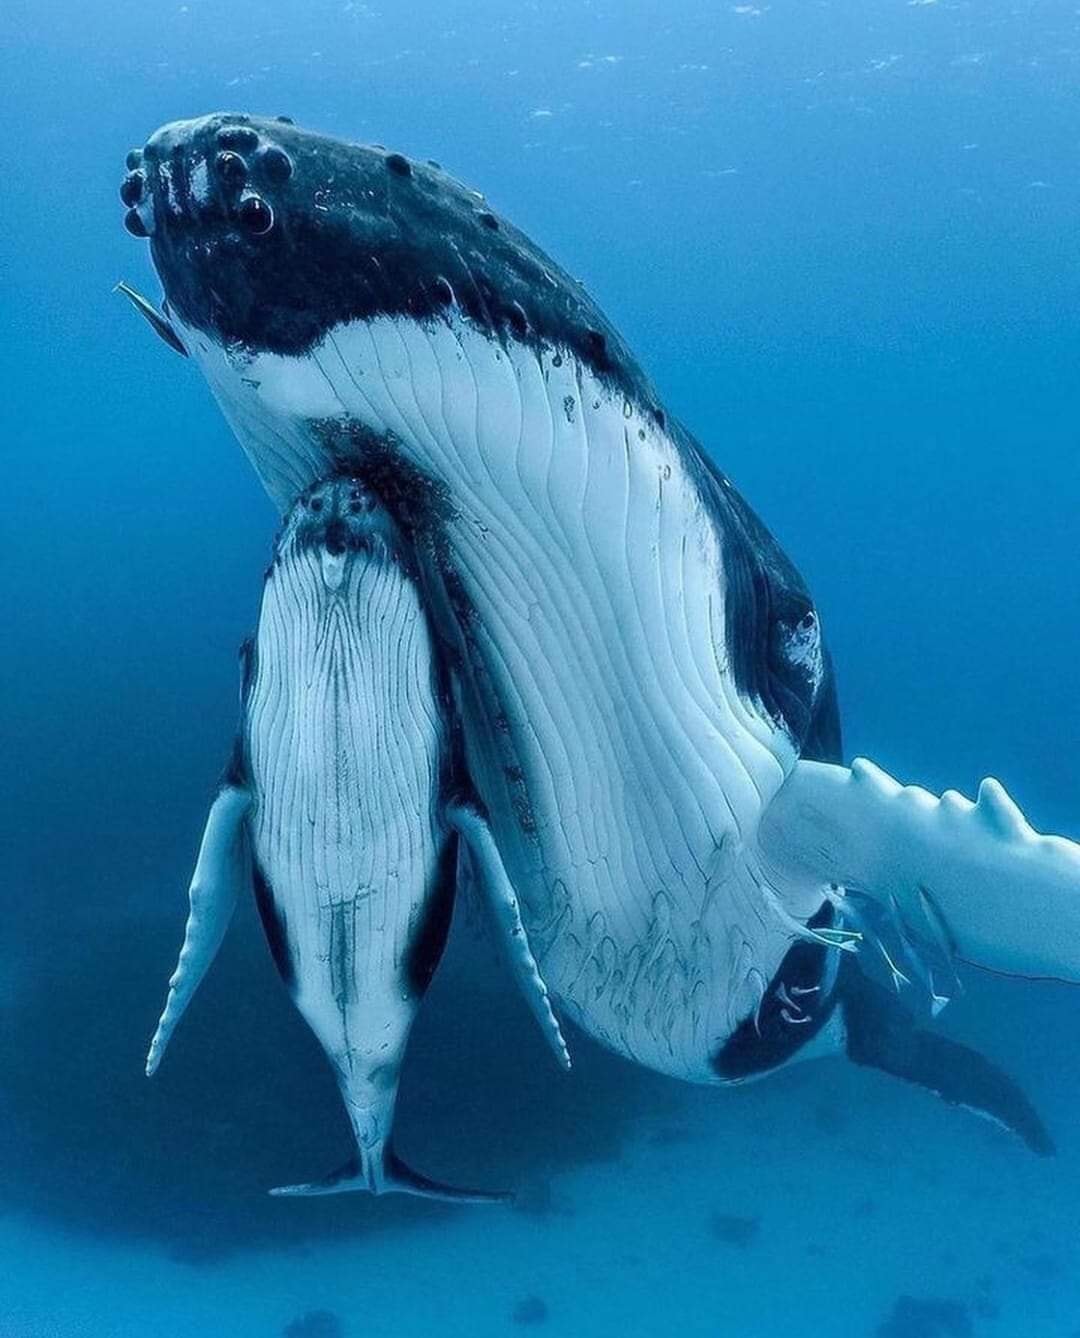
[2,1,1080,1335]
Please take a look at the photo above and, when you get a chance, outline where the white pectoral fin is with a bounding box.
[145,785,251,1076]
[447,803,572,1071]
[761,758,1080,985]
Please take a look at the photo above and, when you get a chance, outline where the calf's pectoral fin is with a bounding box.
[446,801,572,1071]
[760,757,1080,986]
[145,785,251,1076]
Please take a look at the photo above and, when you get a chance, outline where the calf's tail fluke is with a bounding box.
[269,1149,511,1203]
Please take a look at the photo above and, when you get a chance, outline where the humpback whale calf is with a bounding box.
[121,113,1078,1152]
[146,476,569,1199]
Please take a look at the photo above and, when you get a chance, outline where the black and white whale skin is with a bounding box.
[145,477,568,1199]
[123,114,1079,1145]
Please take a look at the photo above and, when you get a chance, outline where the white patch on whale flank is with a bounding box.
[188,155,210,206]
[158,160,182,216]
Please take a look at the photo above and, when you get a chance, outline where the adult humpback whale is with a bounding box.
[120,113,1078,1149]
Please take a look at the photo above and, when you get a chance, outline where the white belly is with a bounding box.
[245,539,447,1074]
[185,312,819,1080]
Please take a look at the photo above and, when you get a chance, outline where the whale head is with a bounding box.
[281,475,401,562]
[119,112,840,773]
[118,112,644,388]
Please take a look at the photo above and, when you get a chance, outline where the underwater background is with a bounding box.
[3,1,1080,1334]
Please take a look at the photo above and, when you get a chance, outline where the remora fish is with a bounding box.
[146,477,569,1199]
[122,114,1077,1149]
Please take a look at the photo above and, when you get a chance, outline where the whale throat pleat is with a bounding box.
[181,309,820,1079]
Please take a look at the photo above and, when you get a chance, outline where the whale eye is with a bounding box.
[308,496,324,513]
[238,194,274,235]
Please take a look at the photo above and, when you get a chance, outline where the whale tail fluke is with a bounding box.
[837,958,1054,1157]
[754,754,1068,1153]
[269,1151,511,1203]
[385,1151,513,1204]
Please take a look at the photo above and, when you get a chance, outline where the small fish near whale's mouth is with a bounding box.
[113,281,188,357]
